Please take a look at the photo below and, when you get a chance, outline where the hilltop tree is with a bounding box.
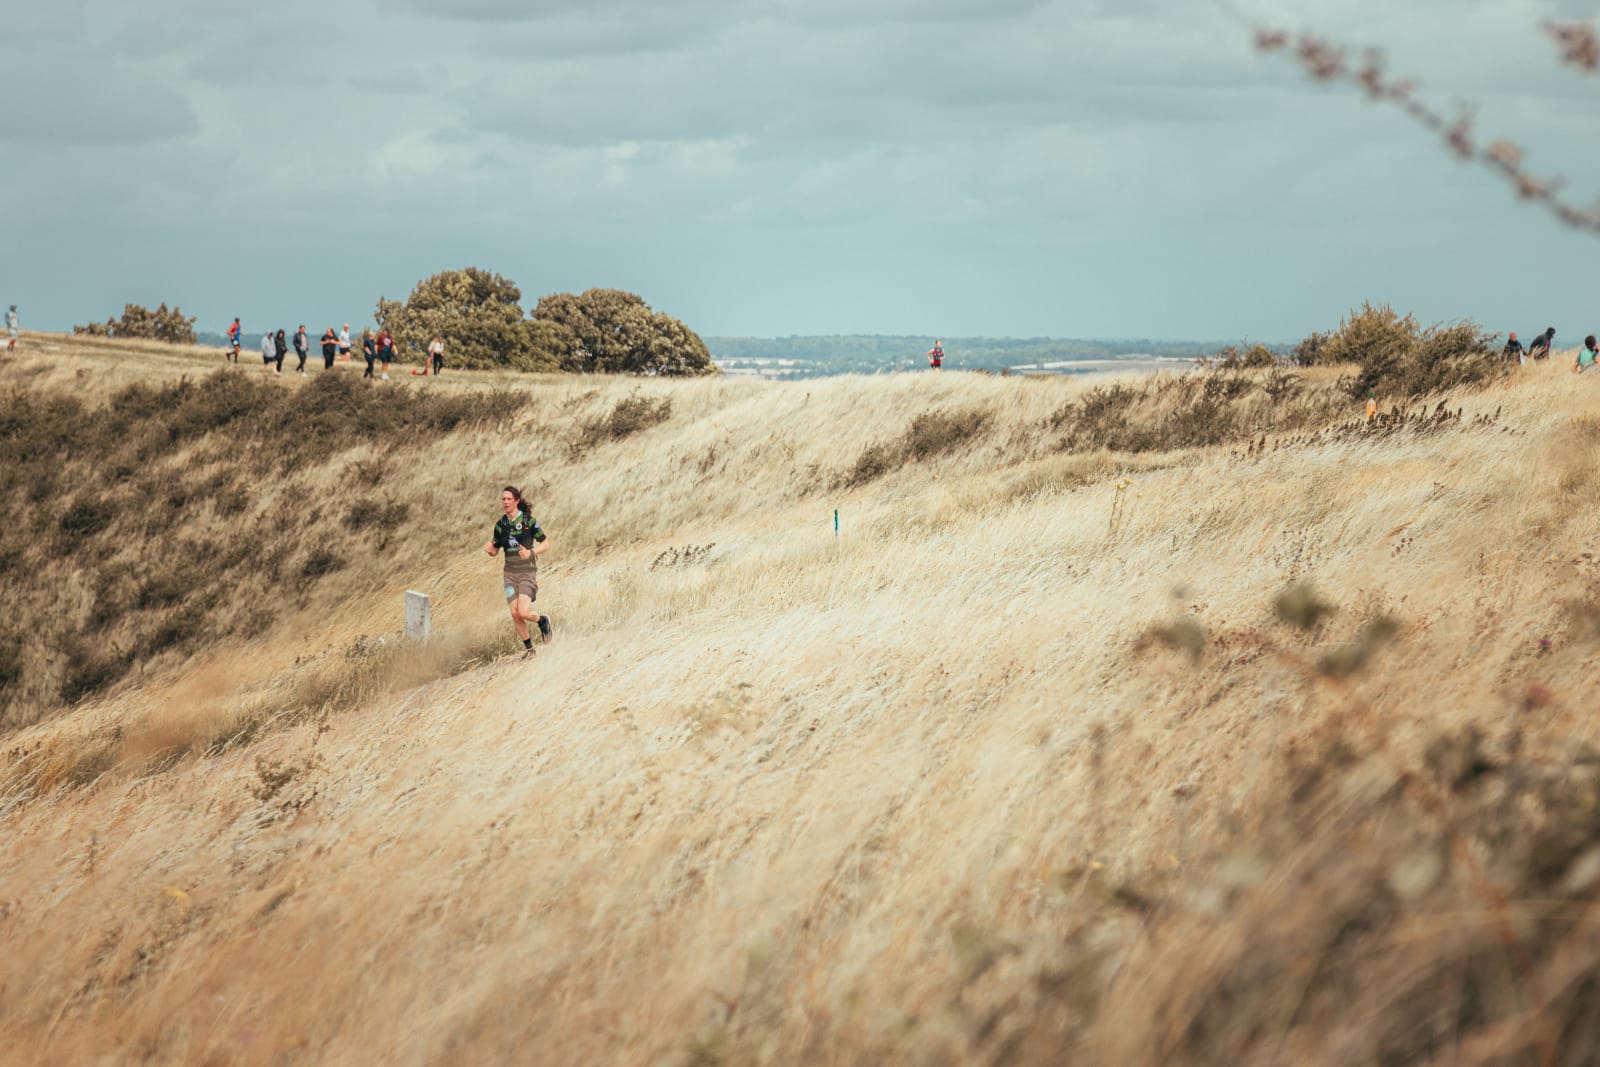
[532,288,715,376]
[73,303,197,344]
[374,267,561,372]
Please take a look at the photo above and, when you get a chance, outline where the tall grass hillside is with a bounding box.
[4,332,1599,1065]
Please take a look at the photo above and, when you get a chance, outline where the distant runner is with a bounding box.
[338,323,352,362]
[293,325,309,374]
[483,486,553,658]
[273,329,289,375]
[429,336,444,377]
[361,329,377,379]
[320,327,338,370]
[927,339,943,371]
[260,330,275,370]
[5,305,16,354]
[1365,391,1377,420]
[226,316,242,362]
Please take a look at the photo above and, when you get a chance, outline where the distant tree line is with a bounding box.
[74,303,197,345]
[374,268,715,376]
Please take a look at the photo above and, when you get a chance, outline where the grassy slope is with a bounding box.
[3,335,1600,1064]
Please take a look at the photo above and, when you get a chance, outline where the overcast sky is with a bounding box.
[4,0,1596,342]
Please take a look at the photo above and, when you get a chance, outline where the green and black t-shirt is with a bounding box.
[493,512,545,570]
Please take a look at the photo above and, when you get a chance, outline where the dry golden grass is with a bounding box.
[3,336,1600,1064]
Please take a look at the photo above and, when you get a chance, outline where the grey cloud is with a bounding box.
[765,0,1050,26]
[0,58,199,146]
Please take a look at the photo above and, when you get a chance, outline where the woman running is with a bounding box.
[429,336,444,377]
[483,486,553,657]
[362,329,377,379]
[320,327,338,370]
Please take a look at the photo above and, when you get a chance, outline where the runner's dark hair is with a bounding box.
[1588,335,1597,350]
[503,486,532,518]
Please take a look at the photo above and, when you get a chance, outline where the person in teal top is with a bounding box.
[1577,335,1598,373]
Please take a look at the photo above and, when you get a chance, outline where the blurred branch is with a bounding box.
[1254,21,1600,236]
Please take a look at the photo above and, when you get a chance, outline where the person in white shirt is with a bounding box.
[5,305,17,353]
[261,331,275,370]
[338,323,352,361]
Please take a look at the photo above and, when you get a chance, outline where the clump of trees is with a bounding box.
[74,303,197,344]
[376,268,715,376]
[1294,302,1503,398]
[374,267,562,372]
[534,288,715,375]
[1209,343,1282,370]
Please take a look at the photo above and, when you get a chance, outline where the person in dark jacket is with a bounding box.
[320,328,338,370]
[1528,327,1556,361]
[273,329,288,375]
[362,329,377,379]
[1503,332,1524,363]
[293,325,309,374]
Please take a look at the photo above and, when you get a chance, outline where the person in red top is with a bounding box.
[376,328,395,381]
[226,317,241,363]
[927,339,943,371]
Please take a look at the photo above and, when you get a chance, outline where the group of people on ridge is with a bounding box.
[1501,326,1600,371]
[1503,327,1558,364]
[223,318,445,380]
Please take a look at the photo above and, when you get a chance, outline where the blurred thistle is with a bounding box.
[1547,20,1600,72]
[1315,616,1400,678]
[1273,582,1337,631]
[1139,617,1206,663]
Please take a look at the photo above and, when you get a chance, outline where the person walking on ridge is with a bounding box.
[376,327,395,380]
[411,336,444,377]
[1528,327,1556,361]
[5,305,17,354]
[1577,335,1599,374]
[1503,332,1524,365]
[320,327,338,370]
[338,323,352,362]
[226,316,242,362]
[293,325,309,374]
[483,486,553,658]
[1366,391,1377,421]
[260,330,275,370]
[273,329,289,375]
[361,329,377,379]
[927,339,943,371]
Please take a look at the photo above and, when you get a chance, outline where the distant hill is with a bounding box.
[705,334,1227,378]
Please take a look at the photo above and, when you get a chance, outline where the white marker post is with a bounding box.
[404,590,432,643]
